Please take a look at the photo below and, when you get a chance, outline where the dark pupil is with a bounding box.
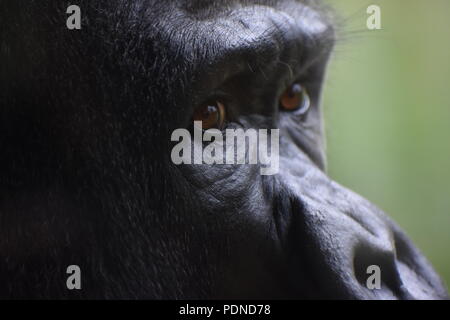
[202,105,218,120]
[289,84,303,98]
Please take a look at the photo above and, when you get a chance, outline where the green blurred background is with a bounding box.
[323,0,450,287]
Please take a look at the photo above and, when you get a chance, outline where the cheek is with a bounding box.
[176,164,273,229]
[279,112,326,170]
[178,163,260,193]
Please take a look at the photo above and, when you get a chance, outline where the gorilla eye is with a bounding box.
[279,83,310,115]
[193,101,226,130]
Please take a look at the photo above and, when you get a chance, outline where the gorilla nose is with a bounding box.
[282,169,449,299]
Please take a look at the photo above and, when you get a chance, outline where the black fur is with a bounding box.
[0,0,447,299]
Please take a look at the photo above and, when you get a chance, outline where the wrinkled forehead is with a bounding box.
[173,0,315,14]
[140,0,332,61]
[152,0,314,12]
[147,0,329,26]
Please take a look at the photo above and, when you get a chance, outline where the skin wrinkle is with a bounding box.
[0,0,448,299]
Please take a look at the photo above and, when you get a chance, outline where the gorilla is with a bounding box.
[0,0,448,299]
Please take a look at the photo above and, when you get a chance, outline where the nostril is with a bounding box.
[353,243,405,298]
[391,230,450,300]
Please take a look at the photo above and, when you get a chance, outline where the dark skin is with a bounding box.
[0,0,448,299]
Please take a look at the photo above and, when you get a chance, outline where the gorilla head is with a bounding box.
[0,0,448,299]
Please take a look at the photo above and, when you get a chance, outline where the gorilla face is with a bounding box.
[0,0,448,299]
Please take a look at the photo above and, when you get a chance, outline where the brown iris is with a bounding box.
[279,83,310,114]
[193,101,226,130]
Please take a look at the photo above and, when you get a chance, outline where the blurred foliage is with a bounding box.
[323,0,450,287]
